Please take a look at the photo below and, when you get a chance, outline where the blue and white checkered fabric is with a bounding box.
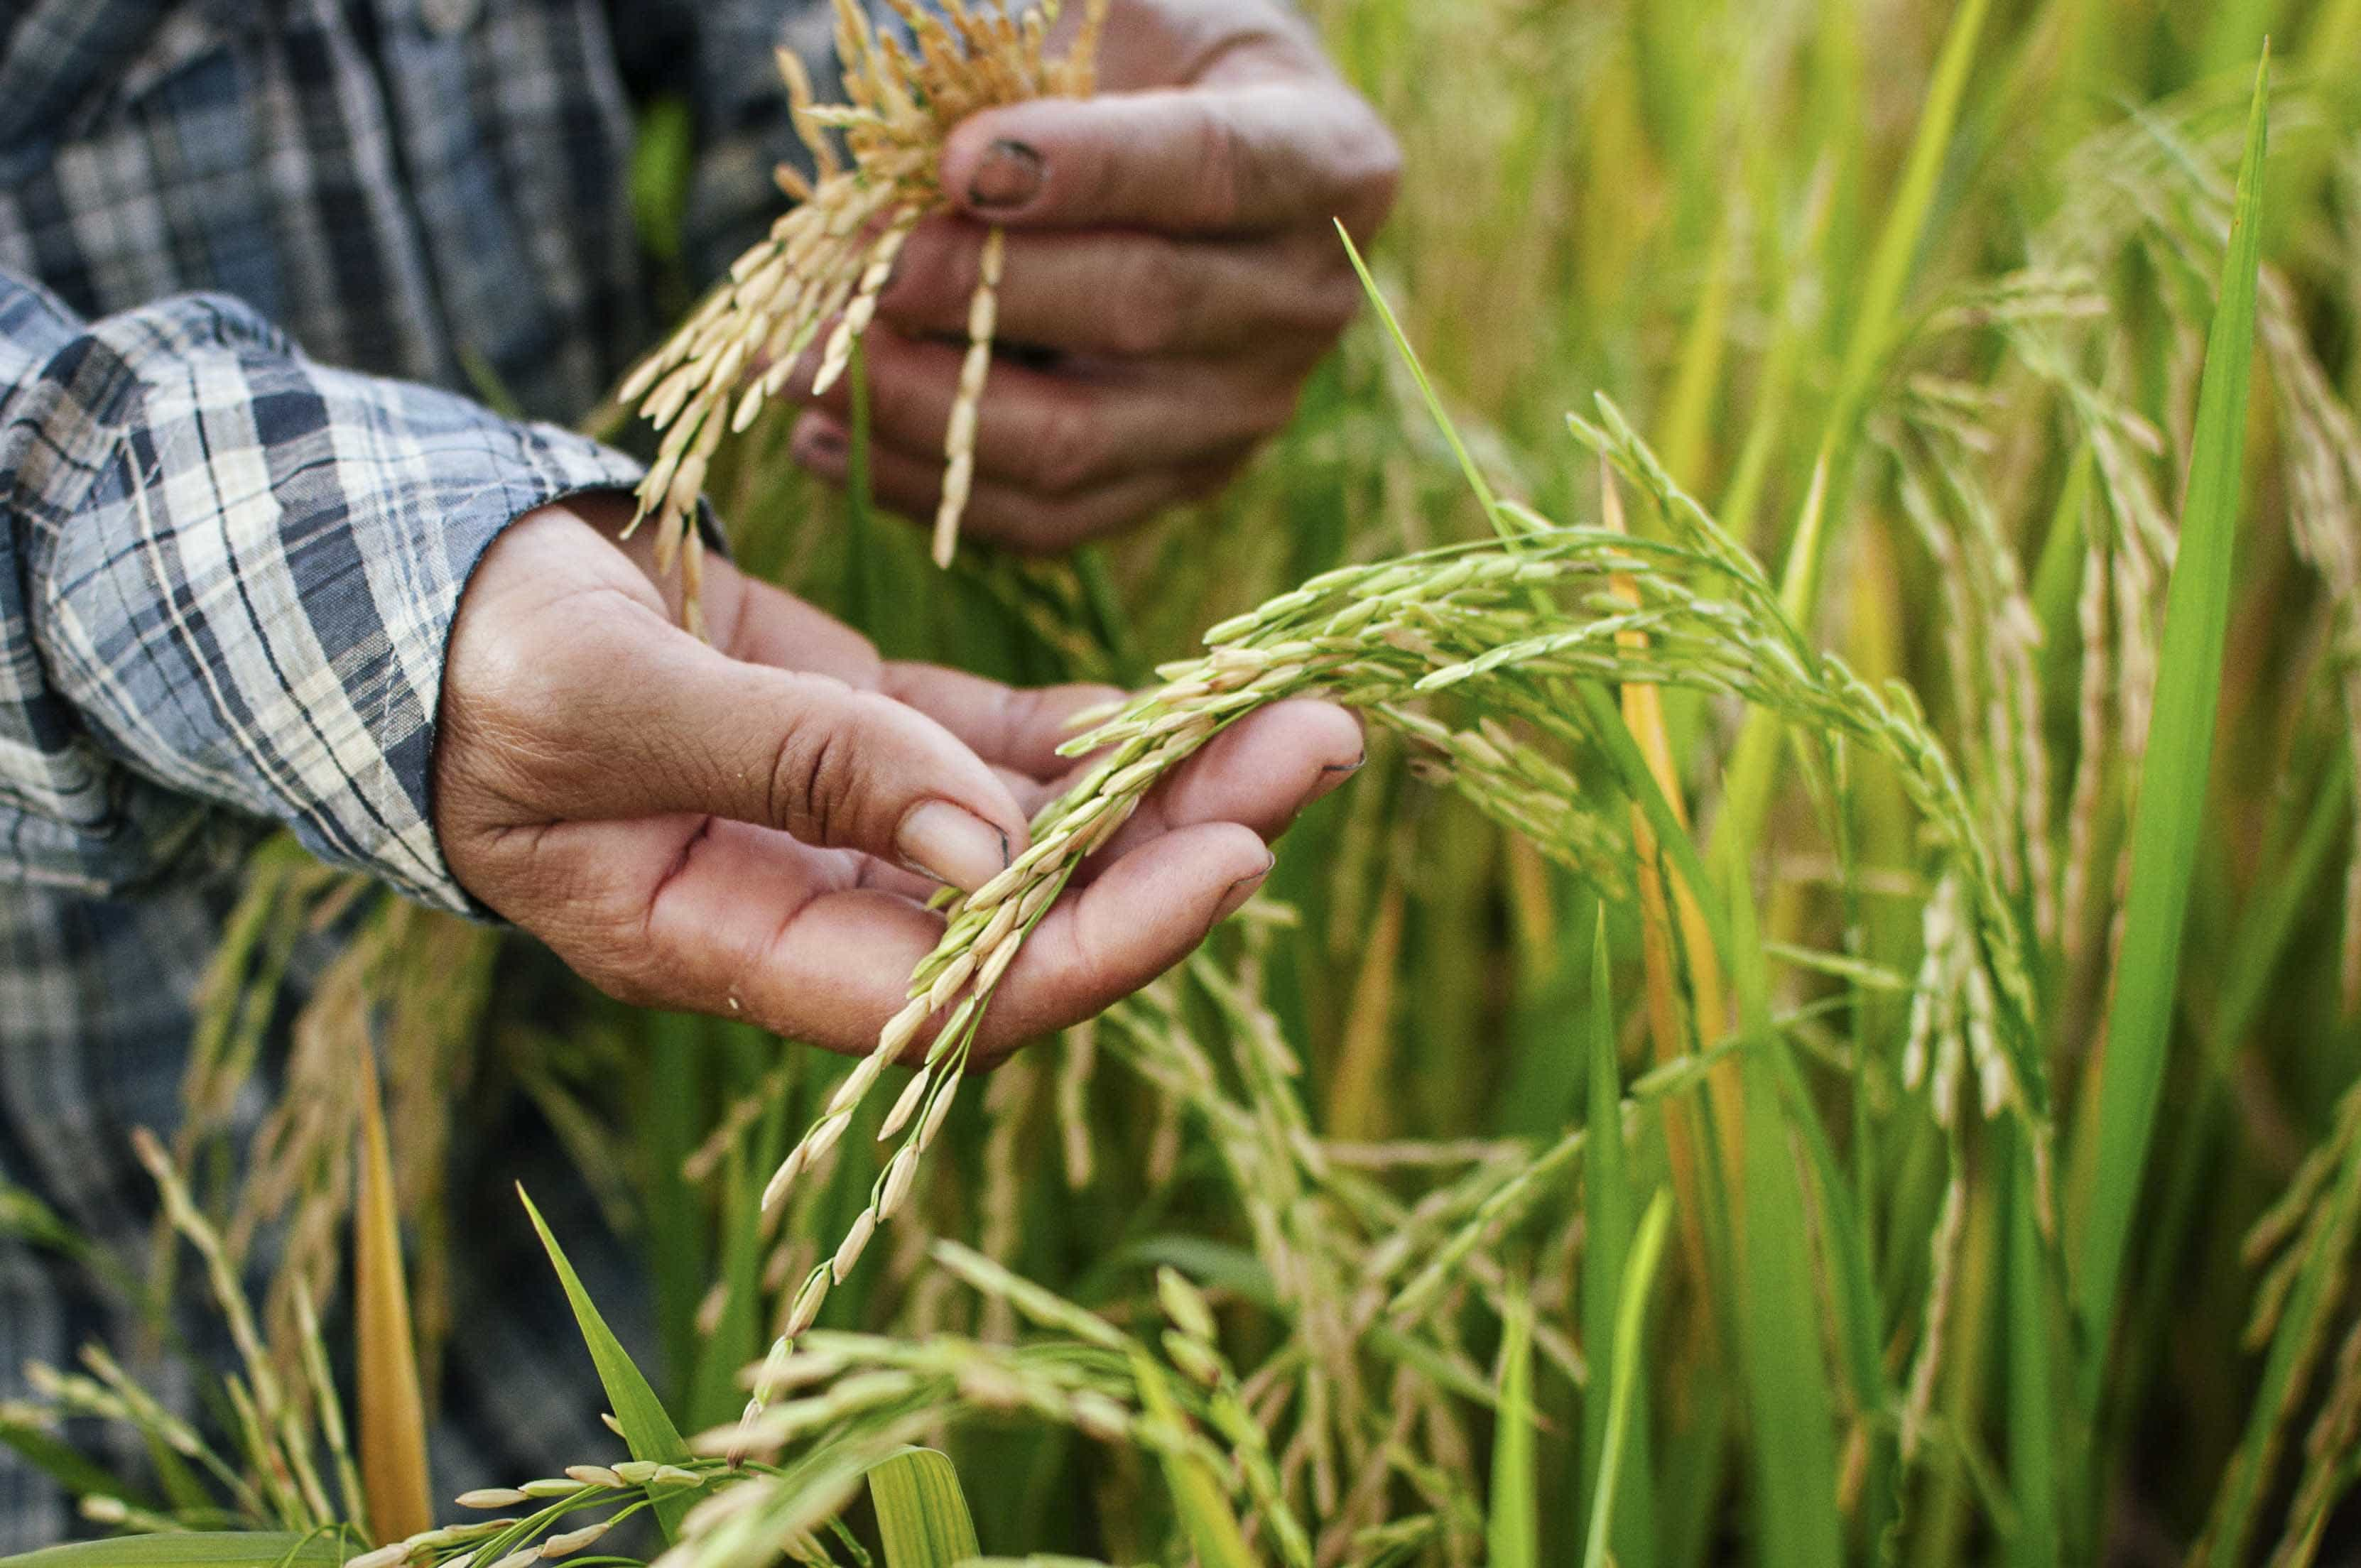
[0,0,841,1546]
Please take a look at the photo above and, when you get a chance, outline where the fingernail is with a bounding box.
[968,138,1046,210]
[798,420,847,467]
[1312,751,1367,800]
[1210,854,1276,928]
[897,801,1012,893]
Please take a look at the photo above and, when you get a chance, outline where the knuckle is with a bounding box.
[1027,393,1107,498]
[769,722,839,844]
[764,692,860,844]
[766,686,911,848]
[1190,106,1252,228]
[1113,237,1197,356]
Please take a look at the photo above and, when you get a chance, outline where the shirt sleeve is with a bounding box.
[0,271,648,912]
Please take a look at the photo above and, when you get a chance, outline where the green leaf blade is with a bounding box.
[2072,46,2272,1410]
[869,1448,984,1568]
[1,1536,352,1568]
[518,1187,697,1542]
[1578,913,1652,1568]
[1486,1289,1538,1568]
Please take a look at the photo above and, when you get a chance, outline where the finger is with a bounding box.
[711,570,889,684]
[603,819,1271,1060]
[447,592,1028,892]
[878,218,1359,358]
[793,410,1249,552]
[879,662,1122,780]
[1080,698,1364,873]
[970,822,1276,1057]
[796,326,1296,499]
[942,82,1401,238]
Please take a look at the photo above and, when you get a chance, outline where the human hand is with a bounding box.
[786,0,1400,552]
[433,496,1362,1059]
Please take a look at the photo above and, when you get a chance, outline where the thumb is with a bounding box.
[450,608,1030,892]
[940,82,1397,237]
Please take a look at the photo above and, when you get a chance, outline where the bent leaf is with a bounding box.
[519,1187,696,1541]
[0,1535,354,1568]
[869,1447,984,1567]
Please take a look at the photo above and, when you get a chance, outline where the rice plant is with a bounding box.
[16,4,2361,1567]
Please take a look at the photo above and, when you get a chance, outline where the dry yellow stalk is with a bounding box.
[618,0,1111,626]
[354,1038,433,1544]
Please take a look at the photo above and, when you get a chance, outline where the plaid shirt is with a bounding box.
[0,0,841,1546]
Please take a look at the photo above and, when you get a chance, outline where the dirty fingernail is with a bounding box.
[798,420,848,467]
[1311,751,1367,800]
[968,138,1046,209]
[1210,854,1276,927]
[896,801,1011,893]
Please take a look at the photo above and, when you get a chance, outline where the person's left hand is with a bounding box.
[786,0,1400,552]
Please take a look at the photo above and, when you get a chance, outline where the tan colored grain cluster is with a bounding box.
[617,0,1109,632]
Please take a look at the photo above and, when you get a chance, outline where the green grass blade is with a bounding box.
[0,1537,354,1568]
[1725,849,1845,1568]
[1132,1357,1256,1568]
[1719,0,1992,872]
[1776,0,1993,628]
[1579,912,1653,1568]
[517,1187,697,1541]
[1487,1287,1538,1568]
[0,1418,157,1508]
[1583,1192,1673,1568]
[1827,0,1992,448]
[2004,1129,2059,1568]
[869,1448,985,1567]
[2071,48,2271,1412]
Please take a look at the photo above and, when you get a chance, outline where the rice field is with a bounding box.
[11,1,2361,1565]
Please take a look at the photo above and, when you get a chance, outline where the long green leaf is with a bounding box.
[1486,1288,1538,1568]
[1133,1358,1255,1568]
[1725,849,1844,1568]
[1583,1192,1673,1568]
[1717,0,1992,867]
[0,1420,157,1510]
[0,1536,352,1568]
[517,1187,697,1541]
[2072,48,2270,1413]
[1578,913,1652,1568]
[2004,1129,2060,1568]
[869,1448,984,1568]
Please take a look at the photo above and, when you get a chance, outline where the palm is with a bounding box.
[435,502,1360,1060]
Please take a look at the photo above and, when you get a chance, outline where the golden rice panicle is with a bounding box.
[935,224,1006,567]
[617,0,1109,631]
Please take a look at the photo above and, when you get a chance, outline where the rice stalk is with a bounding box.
[749,449,2046,1397]
[352,1040,431,1544]
[616,0,1112,622]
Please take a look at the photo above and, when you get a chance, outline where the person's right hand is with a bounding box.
[432,496,1361,1060]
